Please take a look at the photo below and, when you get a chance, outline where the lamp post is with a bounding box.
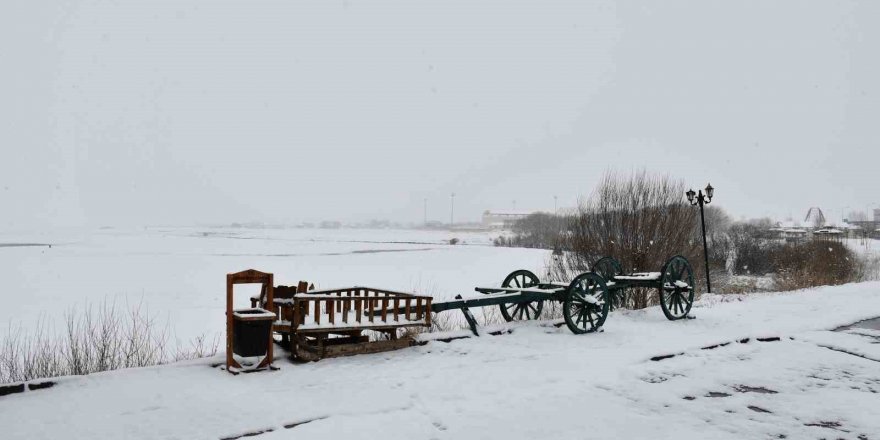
[686,183,714,293]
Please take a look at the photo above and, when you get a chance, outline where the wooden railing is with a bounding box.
[292,287,432,333]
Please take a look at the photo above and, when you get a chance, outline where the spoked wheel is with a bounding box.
[592,257,625,310]
[563,272,610,334]
[659,255,695,320]
[499,270,543,321]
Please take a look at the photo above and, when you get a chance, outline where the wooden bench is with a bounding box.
[290,287,432,361]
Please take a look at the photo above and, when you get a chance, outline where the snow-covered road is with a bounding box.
[2,282,880,439]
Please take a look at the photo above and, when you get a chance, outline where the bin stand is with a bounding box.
[226,269,274,373]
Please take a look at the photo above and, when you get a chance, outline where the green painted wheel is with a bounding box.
[659,255,695,320]
[592,257,625,310]
[499,270,543,322]
[563,272,610,334]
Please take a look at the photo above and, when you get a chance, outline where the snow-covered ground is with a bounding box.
[2,281,879,439]
[0,227,549,345]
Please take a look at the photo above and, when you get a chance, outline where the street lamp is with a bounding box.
[687,183,714,293]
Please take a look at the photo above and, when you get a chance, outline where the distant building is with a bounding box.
[842,208,879,239]
[813,228,843,241]
[319,221,342,229]
[481,210,541,229]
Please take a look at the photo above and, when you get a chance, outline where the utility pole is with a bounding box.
[450,193,455,226]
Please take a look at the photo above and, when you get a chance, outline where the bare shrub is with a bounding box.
[499,213,570,250]
[1,298,219,385]
[770,240,864,291]
[552,171,704,308]
[711,222,779,276]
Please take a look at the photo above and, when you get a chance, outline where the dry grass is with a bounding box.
[1,298,219,385]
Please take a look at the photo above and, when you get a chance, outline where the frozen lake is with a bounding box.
[0,227,549,346]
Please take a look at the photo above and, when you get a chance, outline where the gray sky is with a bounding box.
[2,0,878,229]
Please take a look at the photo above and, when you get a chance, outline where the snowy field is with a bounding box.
[0,227,549,345]
[2,281,879,439]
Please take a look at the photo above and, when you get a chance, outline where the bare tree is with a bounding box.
[552,170,703,308]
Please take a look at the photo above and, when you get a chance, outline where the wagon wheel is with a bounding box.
[563,272,610,334]
[499,270,543,322]
[659,255,695,320]
[592,257,625,310]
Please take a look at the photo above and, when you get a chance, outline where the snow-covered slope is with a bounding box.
[2,282,879,439]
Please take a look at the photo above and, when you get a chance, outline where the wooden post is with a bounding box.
[266,273,274,367]
[226,274,234,370]
[425,298,432,327]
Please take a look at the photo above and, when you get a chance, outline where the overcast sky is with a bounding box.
[2,0,878,229]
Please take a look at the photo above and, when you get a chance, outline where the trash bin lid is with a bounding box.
[232,308,276,321]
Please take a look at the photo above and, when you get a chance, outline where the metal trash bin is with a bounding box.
[232,308,275,357]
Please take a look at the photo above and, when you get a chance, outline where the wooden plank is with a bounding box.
[356,298,362,323]
[381,298,388,322]
[328,299,335,325]
[405,298,411,321]
[394,298,400,322]
[314,300,320,325]
[368,297,374,322]
[264,273,274,370]
[294,323,427,334]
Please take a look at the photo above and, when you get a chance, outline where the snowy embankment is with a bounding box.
[2,281,879,439]
[0,227,548,346]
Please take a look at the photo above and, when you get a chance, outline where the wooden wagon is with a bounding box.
[431,270,611,335]
[251,282,432,361]
[428,254,696,336]
[591,255,696,320]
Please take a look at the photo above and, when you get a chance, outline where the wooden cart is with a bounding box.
[432,270,611,335]
[591,255,696,320]
[286,287,432,361]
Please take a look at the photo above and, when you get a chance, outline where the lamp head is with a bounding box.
[686,189,696,204]
[705,183,714,200]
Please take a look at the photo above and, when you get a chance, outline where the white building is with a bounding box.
[481,210,541,229]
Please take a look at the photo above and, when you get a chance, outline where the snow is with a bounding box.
[3,281,880,439]
[0,227,548,346]
[232,309,276,320]
[615,272,662,280]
